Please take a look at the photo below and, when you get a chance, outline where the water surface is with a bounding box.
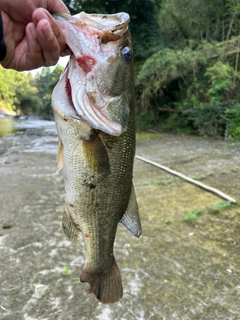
[0,117,56,137]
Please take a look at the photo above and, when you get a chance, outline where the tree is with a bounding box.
[159,0,230,45]
[0,67,36,113]
[32,66,64,117]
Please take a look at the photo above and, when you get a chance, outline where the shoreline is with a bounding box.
[0,106,17,116]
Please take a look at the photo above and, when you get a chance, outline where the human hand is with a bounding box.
[0,0,70,71]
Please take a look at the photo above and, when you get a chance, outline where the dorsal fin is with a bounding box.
[120,184,142,238]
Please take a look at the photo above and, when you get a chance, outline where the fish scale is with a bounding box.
[52,11,141,304]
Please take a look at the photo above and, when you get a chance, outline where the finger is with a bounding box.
[33,8,67,54]
[24,22,46,70]
[36,19,61,67]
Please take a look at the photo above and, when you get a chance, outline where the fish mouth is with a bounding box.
[77,12,130,41]
[54,12,130,41]
[78,12,130,32]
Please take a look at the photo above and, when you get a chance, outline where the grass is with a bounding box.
[62,265,70,276]
[210,200,232,211]
[184,209,203,221]
[189,172,213,180]
[183,200,234,221]
[164,220,172,224]
[40,289,49,296]
[30,188,36,195]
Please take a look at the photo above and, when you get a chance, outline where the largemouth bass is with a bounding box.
[52,12,141,304]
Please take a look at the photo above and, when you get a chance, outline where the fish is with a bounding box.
[52,12,141,304]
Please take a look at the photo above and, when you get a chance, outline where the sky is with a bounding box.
[30,55,69,76]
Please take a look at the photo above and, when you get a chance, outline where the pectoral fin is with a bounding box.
[56,139,64,173]
[120,184,142,238]
[62,205,81,244]
[82,130,110,178]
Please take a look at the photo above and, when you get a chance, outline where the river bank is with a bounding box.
[1,125,240,319]
[0,107,17,116]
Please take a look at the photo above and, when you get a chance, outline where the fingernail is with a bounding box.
[42,24,53,39]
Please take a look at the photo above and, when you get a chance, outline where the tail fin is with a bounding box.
[80,259,123,304]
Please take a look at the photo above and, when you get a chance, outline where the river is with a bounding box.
[0,116,56,137]
[0,118,240,319]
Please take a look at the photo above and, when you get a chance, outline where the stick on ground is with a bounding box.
[136,155,237,204]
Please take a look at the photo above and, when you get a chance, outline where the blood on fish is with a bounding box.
[84,233,90,238]
[77,55,96,73]
[65,77,72,101]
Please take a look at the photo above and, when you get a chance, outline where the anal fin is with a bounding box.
[62,205,81,244]
[120,183,142,238]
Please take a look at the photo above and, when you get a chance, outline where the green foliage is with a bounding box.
[0,65,63,116]
[164,219,172,224]
[62,265,70,276]
[137,39,240,137]
[151,179,174,185]
[32,65,64,116]
[189,172,213,181]
[164,112,192,134]
[0,67,34,112]
[205,62,236,104]
[30,188,36,195]
[184,209,203,221]
[134,0,240,137]
[225,105,240,139]
[210,201,232,211]
[137,40,240,105]
[136,111,157,130]
[185,62,239,136]
[184,200,233,221]
[159,0,223,44]
[19,94,42,115]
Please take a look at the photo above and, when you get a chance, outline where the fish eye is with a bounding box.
[121,46,132,62]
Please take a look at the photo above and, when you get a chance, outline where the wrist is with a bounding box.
[0,11,6,61]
